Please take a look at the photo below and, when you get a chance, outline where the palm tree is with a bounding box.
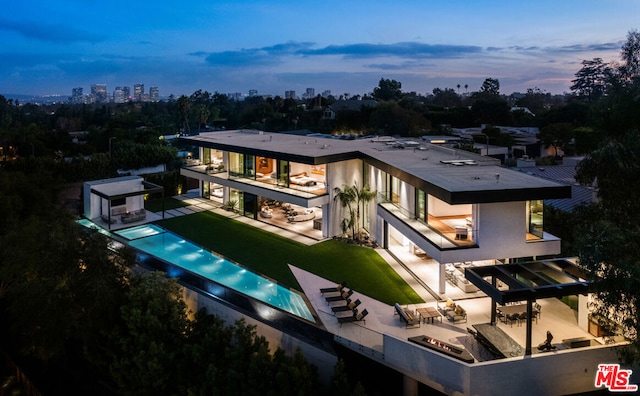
[457,84,461,95]
[353,182,377,240]
[333,184,356,239]
[334,182,377,241]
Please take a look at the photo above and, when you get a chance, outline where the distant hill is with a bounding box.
[1,93,69,105]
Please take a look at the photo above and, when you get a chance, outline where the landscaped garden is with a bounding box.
[154,209,424,305]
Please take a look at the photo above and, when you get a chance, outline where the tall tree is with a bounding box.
[109,272,190,395]
[619,29,640,83]
[570,58,613,103]
[479,77,500,96]
[574,130,640,363]
[372,78,403,101]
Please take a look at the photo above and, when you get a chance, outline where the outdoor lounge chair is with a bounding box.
[325,289,353,303]
[338,309,368,327]
[331,298,361,313]
[320,282,347,295]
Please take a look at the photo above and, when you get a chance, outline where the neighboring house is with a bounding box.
[323,99,377,120]
[515,156,596,212]
[180,129,569,294]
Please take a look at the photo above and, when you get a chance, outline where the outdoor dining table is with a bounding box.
[496,304,539,316]
[416,307,442,324]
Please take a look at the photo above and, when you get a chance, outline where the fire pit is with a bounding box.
[409,335,474,363]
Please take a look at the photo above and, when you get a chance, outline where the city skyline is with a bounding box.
[1,1,639,98]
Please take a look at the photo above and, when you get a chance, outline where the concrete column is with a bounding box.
[439,263,446,294]
[403,375,419,396]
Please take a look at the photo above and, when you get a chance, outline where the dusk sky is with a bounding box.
[2,1,639,98]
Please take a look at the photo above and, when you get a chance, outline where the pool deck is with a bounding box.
[150,194,615,357]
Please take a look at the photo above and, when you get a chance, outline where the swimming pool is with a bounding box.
[94,223,316,322]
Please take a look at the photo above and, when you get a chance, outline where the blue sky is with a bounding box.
[1,1,638,98]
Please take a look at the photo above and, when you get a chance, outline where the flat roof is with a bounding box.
[182,130,571,204]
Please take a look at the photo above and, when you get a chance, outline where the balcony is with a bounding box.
[378,201,478,251]
[181,164,330,207]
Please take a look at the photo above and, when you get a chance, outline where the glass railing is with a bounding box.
[377,193,477,249]
[226,167,328,197]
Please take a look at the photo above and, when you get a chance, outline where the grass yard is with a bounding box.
[155,211,423,305]
[145,197,191,212]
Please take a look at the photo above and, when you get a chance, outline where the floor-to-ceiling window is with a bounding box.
[244,154,255,178]
[229,152,244,177]
[230,189,243,212]
[244,192,256,218]
[278,159,289,187]
[527,200,544,238]
[202,147,210,165]
[416,189,427,222]
[202,180,210,198]
[390,176,401,204]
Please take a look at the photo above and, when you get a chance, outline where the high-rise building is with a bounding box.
[134,83,144,101]
[71,87,83,104]
[248,89,258,97]
[227,92,243,101]
[149,86,159,102]
[305,88,315,99]
[322,90,332,98]
[122,86,131,101]
[285,90,296,100]
[91,84,108,103]
[113,87,126,103]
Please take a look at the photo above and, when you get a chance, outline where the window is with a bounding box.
[416,189,426,222]
[528,200,544,238]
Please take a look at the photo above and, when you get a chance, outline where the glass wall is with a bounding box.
[278,159,289,187]
[244,154,255,178]
[416,189,426,222]
[528,200,544,238]
[229,152,244,177]
[391,176,400,204]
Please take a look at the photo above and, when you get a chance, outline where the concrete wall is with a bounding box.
[384,334,635,396]
[181,286,339,385]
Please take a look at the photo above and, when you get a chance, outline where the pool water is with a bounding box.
[111,224,315,322]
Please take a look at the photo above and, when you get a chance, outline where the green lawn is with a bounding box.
[155,211,423,305]
[145,197,190,212]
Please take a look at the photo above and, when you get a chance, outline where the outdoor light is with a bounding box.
[495,173,500,183]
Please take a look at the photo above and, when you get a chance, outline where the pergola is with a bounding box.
[465,259,592,355]
[91,180,164,229]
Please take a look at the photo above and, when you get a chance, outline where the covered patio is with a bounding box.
[83,176,165,230]
[465,259,592,355]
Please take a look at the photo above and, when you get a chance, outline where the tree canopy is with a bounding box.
[575,130,640,363]
[371,78,403,101]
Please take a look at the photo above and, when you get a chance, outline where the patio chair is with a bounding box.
[518,312,529,326]
[534,303,542,319]
[506,314,519,327]
[331,298,361,313]
[325,289,353,303]
[338,309,368,327]
[320,282,347,295]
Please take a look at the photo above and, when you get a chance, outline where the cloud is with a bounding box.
[199,39,621,70]
[200,41,485,68]
[299,42,483,59]
[203,41,316,66]
[0,17,105,43]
